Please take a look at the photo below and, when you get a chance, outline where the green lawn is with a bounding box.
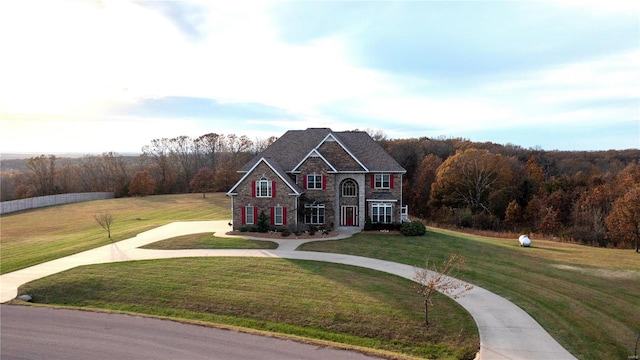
[0,193,230,274]
[299,229,640,360]
[18,258,479,359]
[141,233,278,250]
[5,195,638,359]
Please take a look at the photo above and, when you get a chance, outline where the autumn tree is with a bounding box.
[26,154,57,195]
[129,170,155,196]
[411,154,442,218]
[430,148,513,215]
[413,254,473,326]
[605,186,640,251]
[538,207,562,235]
[189,168,216,198]
[503,200,522,232]
[94,212,114,239]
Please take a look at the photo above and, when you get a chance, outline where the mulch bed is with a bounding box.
[226,231,339,239]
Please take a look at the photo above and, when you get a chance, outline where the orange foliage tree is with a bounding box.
[605,186,640,252]
[129,170,155,196]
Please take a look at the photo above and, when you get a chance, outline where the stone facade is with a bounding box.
[227,128,407,231]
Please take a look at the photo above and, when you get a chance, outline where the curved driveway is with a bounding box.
[0,220,577,360]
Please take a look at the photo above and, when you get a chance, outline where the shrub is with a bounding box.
[256,210,270,233]
[400,220,426,236]
[281,228,292,237]
[364,215,373,231]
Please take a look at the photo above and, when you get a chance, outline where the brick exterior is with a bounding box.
[228,128,406,231]
[231,162,297,230]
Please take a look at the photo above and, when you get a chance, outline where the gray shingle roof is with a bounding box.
[240,128,406,173]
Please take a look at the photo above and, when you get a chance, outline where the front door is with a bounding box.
[342,206,357,226]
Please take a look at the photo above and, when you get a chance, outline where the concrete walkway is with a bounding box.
[0,220,576,360]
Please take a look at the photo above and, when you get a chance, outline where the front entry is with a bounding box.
[341,206,358,226]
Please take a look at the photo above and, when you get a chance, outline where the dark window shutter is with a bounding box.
[322,175,326,190]
[371,174,375,189]
[283,207,287,225]
[303,174,307,189]
[272,181,276,198]
[251,180,256,197]
[241,207,246,224]
[390,174,394,189]
[254,207,258,223]
[270,207,274,225]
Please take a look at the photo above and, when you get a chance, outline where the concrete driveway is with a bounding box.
[0,220,576,360]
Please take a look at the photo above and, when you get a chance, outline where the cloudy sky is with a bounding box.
[0,0,638,154]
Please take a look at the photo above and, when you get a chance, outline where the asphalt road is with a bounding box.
[0,305,377,360]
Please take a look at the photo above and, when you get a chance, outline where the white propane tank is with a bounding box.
[519,235,531,247]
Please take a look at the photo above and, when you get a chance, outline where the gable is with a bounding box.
[227,157,301,196]
[316,137,366,172]
[236,128,406,176]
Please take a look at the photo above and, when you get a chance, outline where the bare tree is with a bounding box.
[26,154,57,195]
[413,254,473,326]
[95,212,115,240]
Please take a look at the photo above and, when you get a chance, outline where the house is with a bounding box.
[226,128,407,232]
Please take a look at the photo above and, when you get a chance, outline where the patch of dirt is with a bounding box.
[552,264,640,280]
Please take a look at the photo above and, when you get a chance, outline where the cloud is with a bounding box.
[0,0,637,153]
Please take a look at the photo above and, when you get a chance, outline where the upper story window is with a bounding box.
[256,177,272,197]
[342,179,357,197]
[306,173,324,190]
[374,174,390,189]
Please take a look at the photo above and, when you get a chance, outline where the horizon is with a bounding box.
[1,1,638,153]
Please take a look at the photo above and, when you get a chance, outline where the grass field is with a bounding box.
[141,233,278,250]
[4,194,639,359]
[0,193,230,273]
[18,258,478,359]
[299,230,640,360]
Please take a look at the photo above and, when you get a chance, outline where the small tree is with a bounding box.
[95,212,114,240]
[256,210,270,233]
[190,167,215,198]
[413,254,473,326]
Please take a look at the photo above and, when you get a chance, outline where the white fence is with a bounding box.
[0,192,115,215]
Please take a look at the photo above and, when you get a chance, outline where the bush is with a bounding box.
[256,210,270,233]
[364,215,373,231]
[400,221,426,236]
[280,228,292,237]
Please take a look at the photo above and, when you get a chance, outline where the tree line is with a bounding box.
[1,132,638,250]
[380,136,640,250]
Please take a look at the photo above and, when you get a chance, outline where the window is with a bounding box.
[371,203,393,224]
[256,178,272,197]
[342,179,356,197]
[244,205,255,225]
[305,204,325,224]
[273,206,284,225]
[374,174,390,189]
[306,174,323,190]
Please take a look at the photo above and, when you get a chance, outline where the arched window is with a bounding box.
[342,179,357,197]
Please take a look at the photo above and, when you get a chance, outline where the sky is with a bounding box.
[0,0,638,154]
